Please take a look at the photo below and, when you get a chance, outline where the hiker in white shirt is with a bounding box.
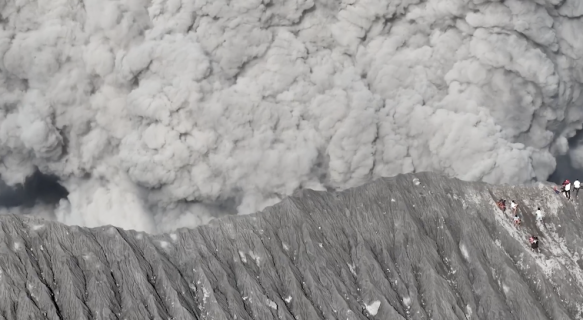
[534,207,543,223]
[510,200,518,214]
[574,179,580,198]
[565,181,571,200]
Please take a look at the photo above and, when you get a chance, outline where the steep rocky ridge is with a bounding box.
[0,172,582,320]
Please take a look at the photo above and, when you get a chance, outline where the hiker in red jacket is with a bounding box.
[496,199,506,212]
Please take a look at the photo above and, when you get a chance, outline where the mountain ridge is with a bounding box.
[0,172,582,320]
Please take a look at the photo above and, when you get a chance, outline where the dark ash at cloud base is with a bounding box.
[0,169,68,208]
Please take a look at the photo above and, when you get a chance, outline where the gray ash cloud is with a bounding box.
[1,0,583,232]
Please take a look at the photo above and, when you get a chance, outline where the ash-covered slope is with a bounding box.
[1,172,583,320]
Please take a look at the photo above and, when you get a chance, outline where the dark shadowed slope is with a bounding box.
[0,172,583,320]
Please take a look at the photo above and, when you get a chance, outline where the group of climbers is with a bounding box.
[560,179,581,200]
[492,178,581,254]
[495,198,544,252]
[526,178,582,253]
[496,199,521,225]
[496,199,518,213]
[492,178,583,254]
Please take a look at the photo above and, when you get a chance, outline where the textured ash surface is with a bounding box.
[0,172,583,320]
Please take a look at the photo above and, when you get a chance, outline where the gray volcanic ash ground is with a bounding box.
[1,173,583,319]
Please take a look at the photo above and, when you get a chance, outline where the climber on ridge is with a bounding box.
[529,235,539,253]
[564,180,571,200]
[513,214,521,228]
[565,180,571,200]
[534,207,543,223]
[496,199,506,212]
[510,200,518,214]
[574,179,580,199]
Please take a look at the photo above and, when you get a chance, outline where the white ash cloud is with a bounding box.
[1,0,583,233]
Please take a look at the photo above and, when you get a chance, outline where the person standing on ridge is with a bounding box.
[574,179,581,199]
[564,180,571,200]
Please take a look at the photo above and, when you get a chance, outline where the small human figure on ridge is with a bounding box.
[563,180,571,200]
[534,207,543,223]
[510,200,518,214]
[513,214,521,228]
[574,179,580,199]
[529,235,540,253]
[497,199,506,212]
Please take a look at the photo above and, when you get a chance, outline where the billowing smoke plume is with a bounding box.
[1,0,583,233]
